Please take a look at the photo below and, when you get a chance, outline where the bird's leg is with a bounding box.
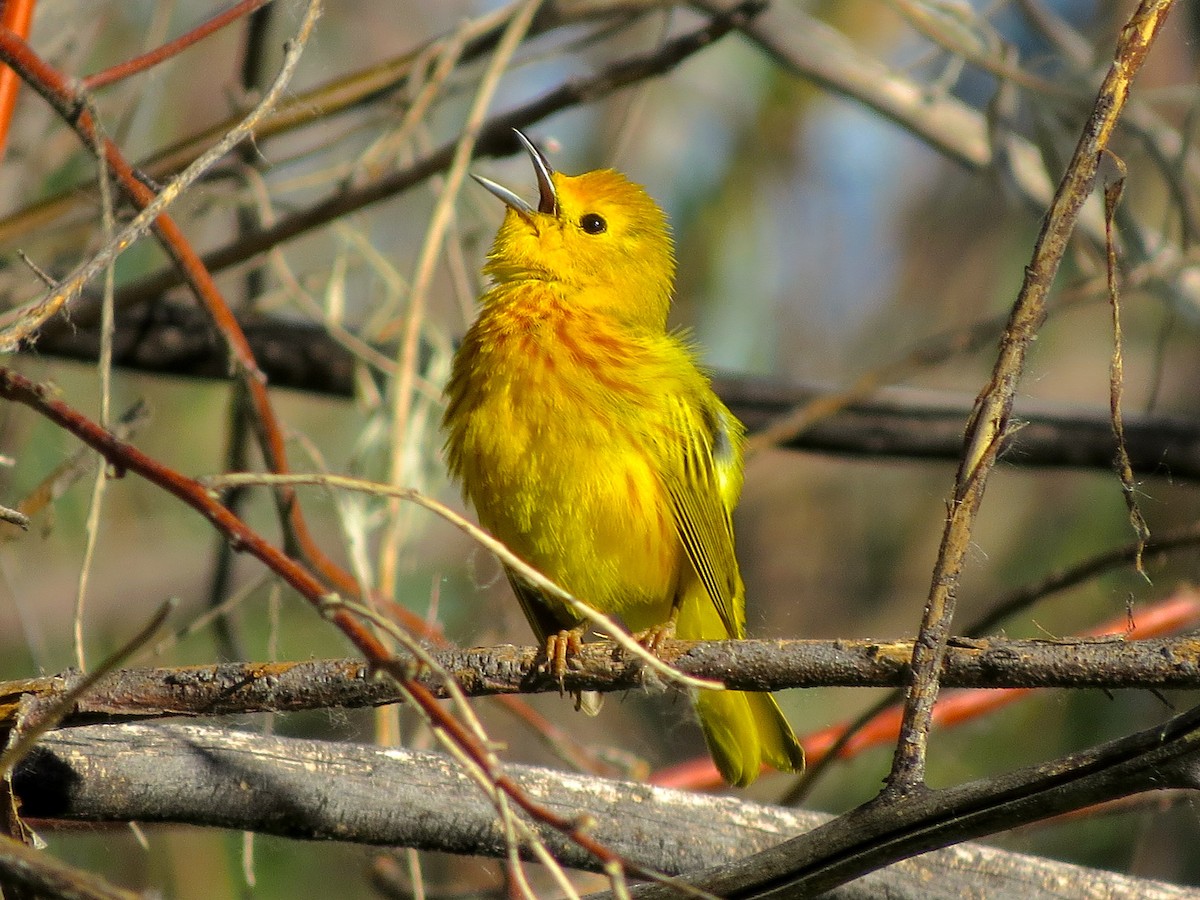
[634,604,680,655]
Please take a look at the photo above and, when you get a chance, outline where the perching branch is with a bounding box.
[4,632,1200,729]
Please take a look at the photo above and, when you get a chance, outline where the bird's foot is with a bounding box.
[544,626,587,693]
[543,626,602,715]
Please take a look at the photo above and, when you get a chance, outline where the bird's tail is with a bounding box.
[677,587,805,786]
[694,688,805,787]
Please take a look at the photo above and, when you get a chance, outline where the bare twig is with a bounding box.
[379,0,543,596]
[885,0,1176,796]
[887,0,1068,97]
[82,0,272,91]
[1103,156,1151,577]
[0,401,149,542]
[72,93,118,672]
[0,599,174,778]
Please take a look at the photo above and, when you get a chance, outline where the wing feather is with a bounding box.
[662,396,746,638]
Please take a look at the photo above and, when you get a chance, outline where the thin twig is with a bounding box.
[72,93,118,672]
[1103,154,1151,578]
[0,401,149,542]
[888,0,1069,97]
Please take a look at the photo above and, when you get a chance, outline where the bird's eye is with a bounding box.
[580,213,607,234]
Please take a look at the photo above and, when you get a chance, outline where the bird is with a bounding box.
[442,130,804,786]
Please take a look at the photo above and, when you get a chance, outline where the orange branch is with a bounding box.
[0,0,34,159]
[83,0,271,91]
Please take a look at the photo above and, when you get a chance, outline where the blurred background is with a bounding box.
[1,0,1199,896]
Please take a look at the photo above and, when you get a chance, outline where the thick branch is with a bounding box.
[627,700,1200,898]
[12,723,1197,900]
[4,635,1200,729]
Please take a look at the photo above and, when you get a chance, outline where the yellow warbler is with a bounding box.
[443,131,804,786]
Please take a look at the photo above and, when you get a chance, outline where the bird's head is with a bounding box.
[474,130,675,328]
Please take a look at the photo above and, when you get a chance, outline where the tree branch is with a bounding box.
[625,698,1200,897]
[12,723,1197,900]
[884,0,1175,796]
[23,308,1200,479]
[4,631,1200,730]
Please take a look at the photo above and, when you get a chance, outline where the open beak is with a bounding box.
[471,129,559,217]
